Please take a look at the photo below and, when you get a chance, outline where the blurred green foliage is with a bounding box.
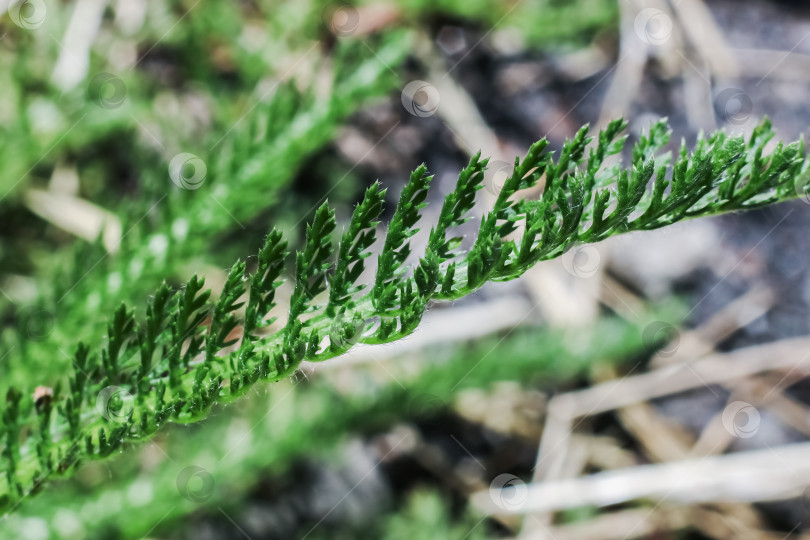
[0,3,406,390]
[395,0,616,46]
[0,0,623,537]
[0,0,617,391]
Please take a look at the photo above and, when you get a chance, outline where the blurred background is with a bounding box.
[2,0,810,538]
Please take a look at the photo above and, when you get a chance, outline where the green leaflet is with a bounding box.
[1,117,808,510]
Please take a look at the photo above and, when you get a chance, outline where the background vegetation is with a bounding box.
[3,0,810,538]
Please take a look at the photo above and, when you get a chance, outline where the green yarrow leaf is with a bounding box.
[4,117,810,509]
